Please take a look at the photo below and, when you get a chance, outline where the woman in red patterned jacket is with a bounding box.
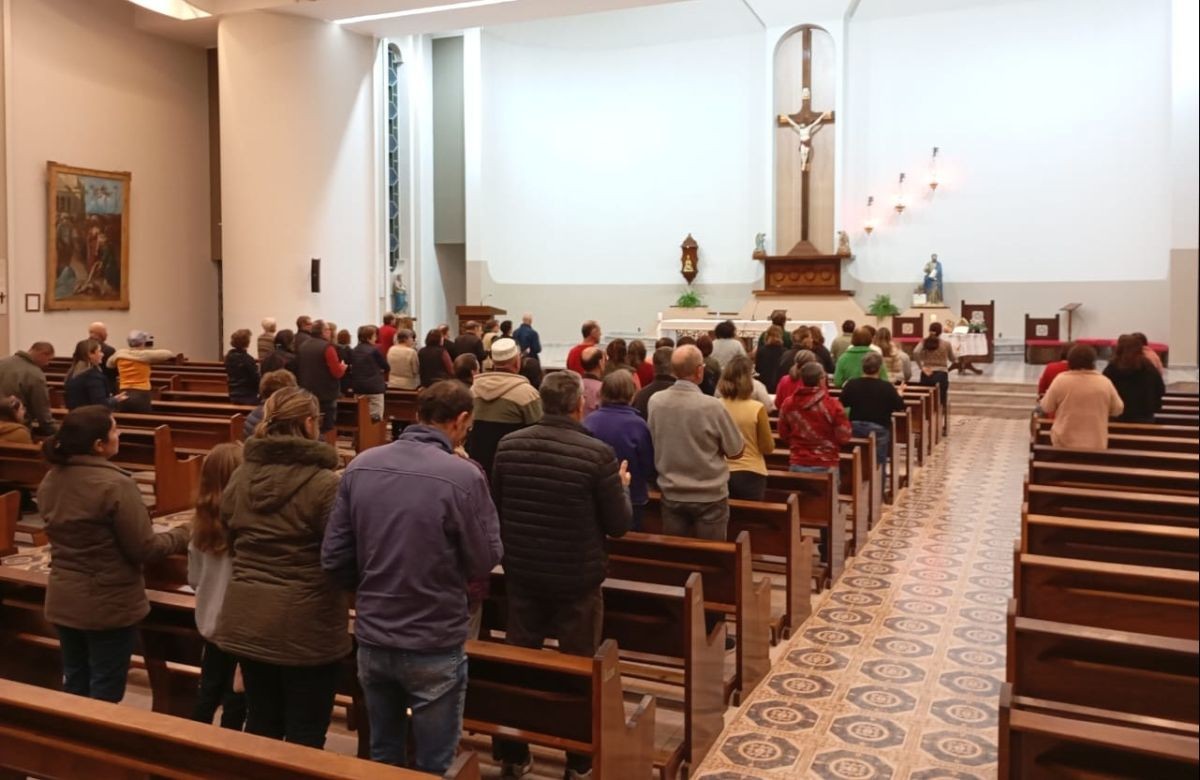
[777,361,852,485]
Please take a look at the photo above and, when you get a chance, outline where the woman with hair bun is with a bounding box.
[37,405,190,702]
[212,387,348,748]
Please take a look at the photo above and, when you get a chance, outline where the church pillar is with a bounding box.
[218,12,380,338]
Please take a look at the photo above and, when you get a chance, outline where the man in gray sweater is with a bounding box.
[647,345,744,541]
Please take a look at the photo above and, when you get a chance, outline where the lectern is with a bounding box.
[455,305,506,336]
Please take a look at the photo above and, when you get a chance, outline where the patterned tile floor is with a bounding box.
[695,415,1029,780]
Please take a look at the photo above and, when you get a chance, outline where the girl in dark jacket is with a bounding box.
[64,339,126,410]
[38,406,189,702]
[224,329,261,405]
[1103,334,1165,423]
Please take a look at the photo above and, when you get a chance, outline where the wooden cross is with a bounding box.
[776,26,835,246]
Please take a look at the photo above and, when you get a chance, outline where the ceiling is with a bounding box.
[133,0,1023,47]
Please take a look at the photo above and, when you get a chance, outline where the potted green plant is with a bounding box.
[674,289,704,308]
[866,293,901,320]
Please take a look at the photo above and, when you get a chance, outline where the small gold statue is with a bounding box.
[836,231,851,257]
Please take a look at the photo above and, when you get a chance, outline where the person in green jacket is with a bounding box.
[833,327,889,387]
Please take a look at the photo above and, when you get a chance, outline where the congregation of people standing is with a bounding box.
[10,307,1187,780]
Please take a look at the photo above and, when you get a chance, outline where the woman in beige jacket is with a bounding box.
[1040,344,1124,449]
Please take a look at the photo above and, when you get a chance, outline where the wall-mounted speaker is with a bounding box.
[311,258,320,293]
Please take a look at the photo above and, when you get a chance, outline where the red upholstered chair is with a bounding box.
[1075,337,1117,360]
[1024,314,1063,364]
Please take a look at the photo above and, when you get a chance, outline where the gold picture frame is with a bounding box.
[45,161,131,311]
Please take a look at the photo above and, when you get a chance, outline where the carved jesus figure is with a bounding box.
[779,111,830,172]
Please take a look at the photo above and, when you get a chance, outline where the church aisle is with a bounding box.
[695,416,1029,780]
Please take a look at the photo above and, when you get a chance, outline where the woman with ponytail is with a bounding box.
[211,387,347,748]
[37,405,190,702]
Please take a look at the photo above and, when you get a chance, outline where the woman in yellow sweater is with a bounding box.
[718,356,776,501]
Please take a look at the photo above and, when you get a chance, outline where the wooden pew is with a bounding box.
[483,571,722,778]
[605,531,771,703]
[643,492,814,640]
[462,638,656,779]
[49,407,244,450]
[1029,458,1200,496]
[0,492,18,558]
[1024,482,1200,527]
[1022,513,1200,571]
[1006,610,1200,724]
[763,470,842,588]
[1033,429,1199,454]
[0,426,201,515]
[0,567,653,777]
[891,409,915,492]
[1031,443,1199,473]
[1013,551,1199,640]
[1032,418,1199,441]
[0,678,483,780]
[336,396,388,452]
[766,446,867,560]
[385,388,420,427]
[999,686,1199,779]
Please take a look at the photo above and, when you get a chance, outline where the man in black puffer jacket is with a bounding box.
[491,370,631,780]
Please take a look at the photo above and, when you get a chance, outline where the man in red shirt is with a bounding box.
[566,320,602,374]
[377,312,397,358]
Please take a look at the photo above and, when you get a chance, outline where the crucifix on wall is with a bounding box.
[774,24,837,256]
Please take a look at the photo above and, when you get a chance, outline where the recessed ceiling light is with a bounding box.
[334,0,519,26]
[126,0,211,21]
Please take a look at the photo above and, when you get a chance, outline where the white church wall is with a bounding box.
[467,0,772,342]
[5,0,215,358]
[1171,0,1198,250]
[218,12,379,344]
[843,0,1177,343]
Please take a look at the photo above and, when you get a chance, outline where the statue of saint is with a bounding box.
[392,273,408,315]
[836,231,851,257]
[753,233,767,258]
[922,254,944,305]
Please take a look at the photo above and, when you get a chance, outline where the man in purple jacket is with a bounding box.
[322,380,502,774]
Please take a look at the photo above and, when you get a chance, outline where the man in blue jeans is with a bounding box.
[839,352,906,481]
[322,380,503,773]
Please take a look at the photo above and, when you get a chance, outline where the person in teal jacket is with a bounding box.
[833,327,889,387]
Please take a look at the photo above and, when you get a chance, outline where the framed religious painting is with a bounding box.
[45,161,131,311]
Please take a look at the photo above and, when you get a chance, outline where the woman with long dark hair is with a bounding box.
[1103,334,1165,423]
[38,406,189,702]
[64,339,126,410]
[418,328,454,388]
[604,338,641,388]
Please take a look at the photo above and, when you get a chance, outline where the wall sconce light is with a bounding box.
[894,173,907,214]
[928,147,940,191]
[864,196,877,234]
